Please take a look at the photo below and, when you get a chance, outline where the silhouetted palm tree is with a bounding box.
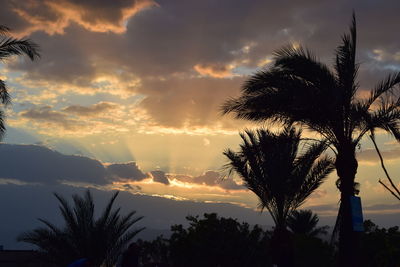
[224,126,333,230]
[0,25,39,136]
[18,190,144,267]
[222,14,400,266]
[224,126,333,266]
[287,210,328,237]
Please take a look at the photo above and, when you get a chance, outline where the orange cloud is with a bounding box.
[194,63,235,78]
[12,0,157,36]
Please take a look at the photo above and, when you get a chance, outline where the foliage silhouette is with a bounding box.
[223,126,334,266]
[0,25,40,137]
[287,209,329,237]
[360,220,400,267]
[167,213,271,267]
[133,216,398,267]
[224,126,333,229]
[18,190,144,267]
[222,13,400,266]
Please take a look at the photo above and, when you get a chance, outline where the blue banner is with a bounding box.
[350,196,364,232]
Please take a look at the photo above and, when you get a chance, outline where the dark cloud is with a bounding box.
[18,103,122,134]
[0,144,109,184]
[20,105,66,121]
[150,170,169,185]
[0,144,147,185]
[19,105,81,130]
[107,162,148,181]
[63,102,118,117]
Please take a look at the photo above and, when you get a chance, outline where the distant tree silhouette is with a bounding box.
[0,25,39,136]
[222,13,400,266]
[18,190,144,267]
[168,213,270,267]
[361,220,400,266]
[223,126,334,266]
[287,210,328,237]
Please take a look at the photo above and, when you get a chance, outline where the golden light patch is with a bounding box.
[291,41,301,50]
[257,56,273,67]
[193,63,235,78]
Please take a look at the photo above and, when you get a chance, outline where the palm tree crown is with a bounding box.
[0,25,40,135]
[18,190,144,267]
[223,126,334,229]
[222,16,400,149]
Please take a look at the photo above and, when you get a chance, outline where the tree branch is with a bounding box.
[369,134,400,200]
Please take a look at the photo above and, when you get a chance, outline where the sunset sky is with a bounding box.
[0,0,399,248]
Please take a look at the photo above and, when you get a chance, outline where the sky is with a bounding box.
[0,0,400,248]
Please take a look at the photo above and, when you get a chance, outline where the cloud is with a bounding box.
[107,162,148,181]
[5,0,156,36]
[172,170,243,191]
[309,189,328,199]
[15,103,129,136]
[193,63,234,78]
[0,144,109,184]
[357,148,400,164]
[3,0,400,133]
[150,170,170,185]
[19,105,83,130]
[63,102,118,117]
[0,144,148,185]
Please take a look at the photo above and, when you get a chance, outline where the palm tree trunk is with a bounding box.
[270,226,294,267]
[335,145,361,267]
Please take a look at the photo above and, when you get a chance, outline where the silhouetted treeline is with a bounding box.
[135,213,399,267]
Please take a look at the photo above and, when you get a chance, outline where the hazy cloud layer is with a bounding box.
[357,148,400,164]
[0,144,242,191]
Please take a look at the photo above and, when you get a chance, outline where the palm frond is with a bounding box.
[0,80,11,105]
[365,72,400,109]
[19,190,143,266]
[0,26,10,35]
[334,12,358,100]
[0,37,40,60]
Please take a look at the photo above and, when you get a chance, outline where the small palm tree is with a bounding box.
[223,126,334,265]
[287,210,328,237]
[222,13,400,265]
[224,126,334,230]
[0,26,39,136]
[18,190,144,267]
